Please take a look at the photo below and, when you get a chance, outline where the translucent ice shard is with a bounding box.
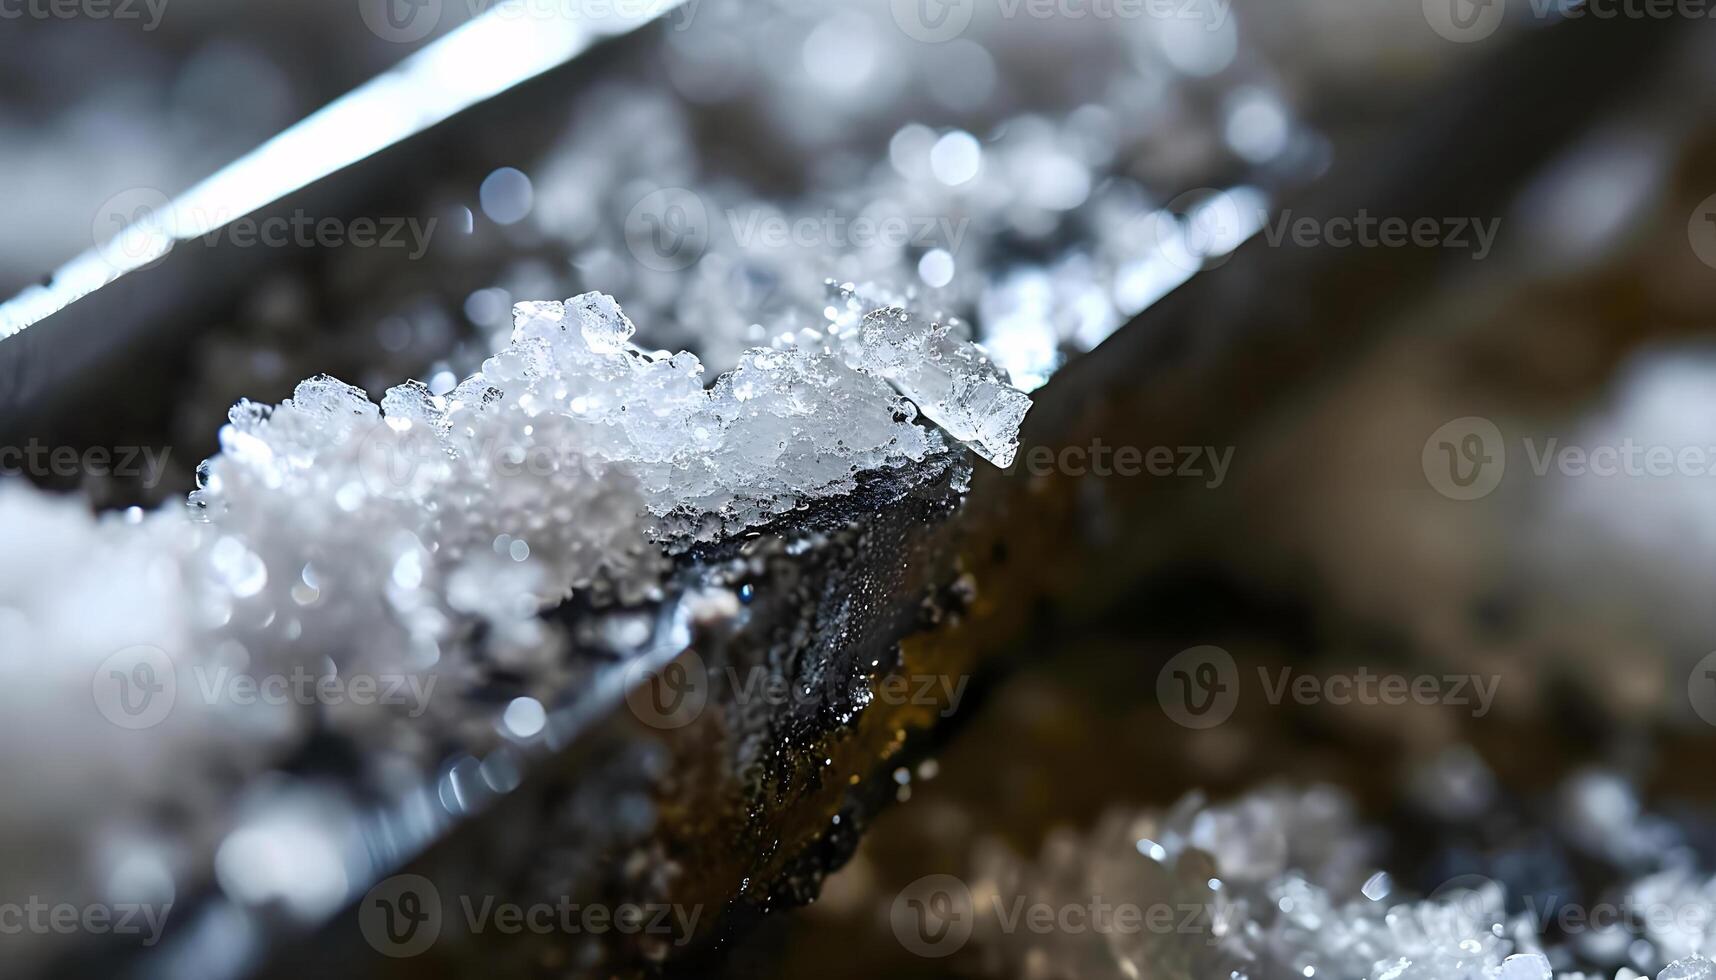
[569,291,636,354]
[836,305,1032,467]
[1494,953,1554,980]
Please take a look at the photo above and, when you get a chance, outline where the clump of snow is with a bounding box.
[0,291,1029,950]
[0,291,1029,825]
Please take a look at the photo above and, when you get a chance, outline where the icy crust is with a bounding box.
[0,291,1027,918]
[962,786,1715,980]
[153,289,994,716]
[0,288,1027,693]
[188,291,998,579]
[0,290,1023,753]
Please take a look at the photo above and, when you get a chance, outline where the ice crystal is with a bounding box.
[835,305,1032,467]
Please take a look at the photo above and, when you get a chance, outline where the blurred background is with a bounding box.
[6,1,1716,978]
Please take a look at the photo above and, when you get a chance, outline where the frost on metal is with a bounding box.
[0,290,1029,947]
[0,289,1027,768]
[187,289,1028,591]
